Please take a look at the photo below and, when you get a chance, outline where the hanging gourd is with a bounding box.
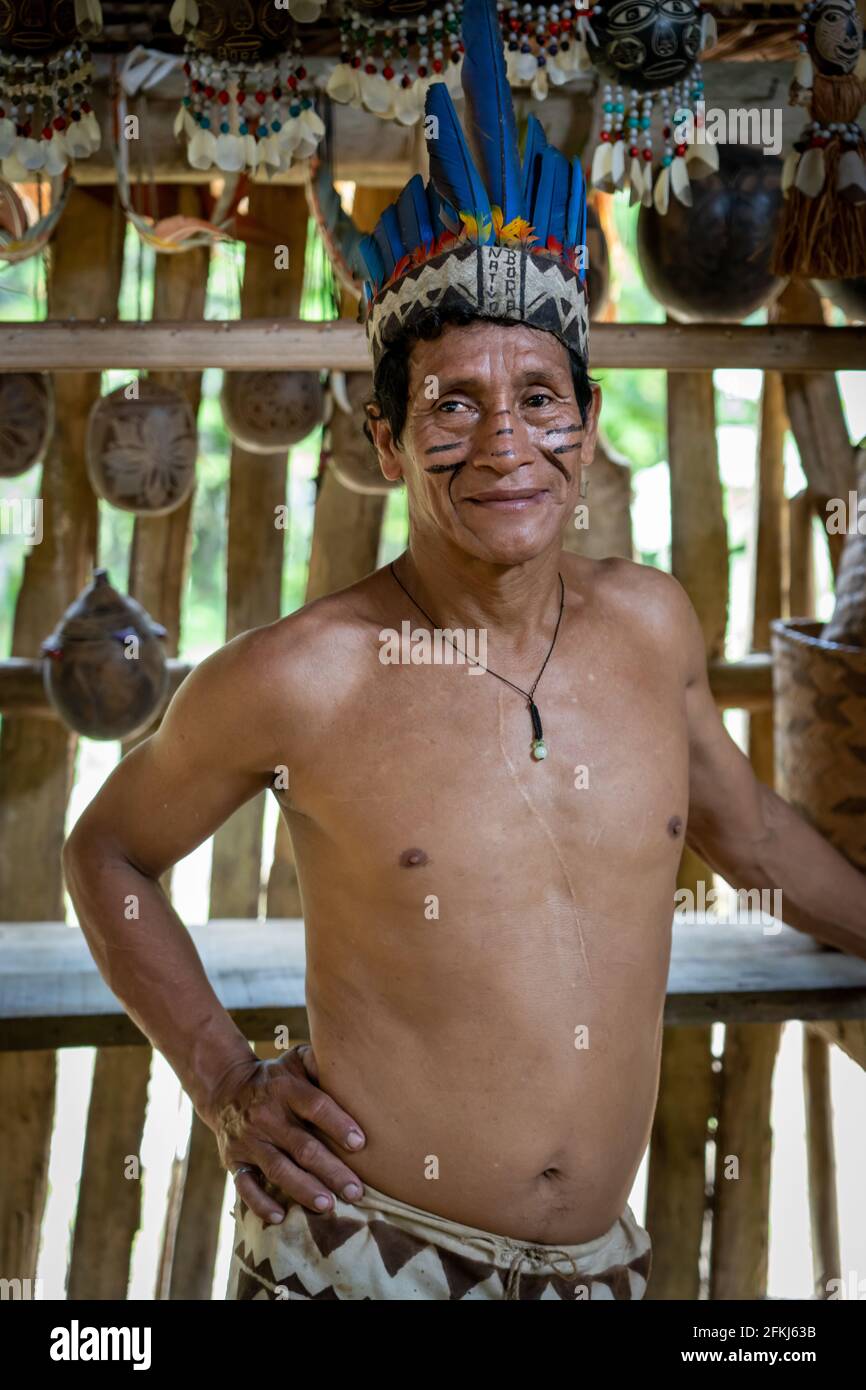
[0,0,103,180]
[170,0,324,174]
[772,0,866,278]
[0,372,53,477]
[42,569,168,741]
[220,371,324,454]
[85,380,197,515]
[637,144,785,322]
[586,0,717,212]
[325,373,402,496]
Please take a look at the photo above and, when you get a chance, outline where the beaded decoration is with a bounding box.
[326,4,465,124]
[170,3,324,173]
[585,0,717,213]
[0,37,101,179]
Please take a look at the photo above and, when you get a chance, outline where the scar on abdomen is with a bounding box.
[399,847,429,868]
[667,816,684,838]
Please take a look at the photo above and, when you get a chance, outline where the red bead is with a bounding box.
[254,90,266,103]
[432,58,443,72]
[675,143,686,156]
[351,55,361,68]
[662,125,671,138]
[364,62,376,74]
[642,148,653,161]
[205,84,215,98]
[218,90,230,104]
[183,62,191,76]
[629,145,638,156]
[237,89,246,102]
[288,75,297,89]
[401,74,411,87]
[509,16,520,26]
[417,64,427,76]
[21,122,31,136]
[297,66,307,80]
[53,115,66,130]
[600,130,610,141]
[42,125,53,140]
[81,101,91,114]
[549,21,560,32]
[191,79,200,92]
[383,65,394,79]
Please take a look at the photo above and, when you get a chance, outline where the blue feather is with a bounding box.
[531,146,569,247]
[372,204,404,281]
[359,233,386,289]
[306,162,368,287]
[425,82,492,239]
[521,114,548,214]
[565,157,588,276]
[461,0,522,224]
[397,174,435,254]
[426,179,460,238]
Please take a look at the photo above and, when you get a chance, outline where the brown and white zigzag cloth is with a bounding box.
[226,1182,652,1302]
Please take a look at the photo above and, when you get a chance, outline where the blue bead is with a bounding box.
[239,122,248,134]
[200,116,210,129]
[271,119,282,132]
[257,124,267,136]
[289,104,300,117]
[220,122,229,133]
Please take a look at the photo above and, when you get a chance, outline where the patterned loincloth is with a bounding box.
[226,1181,652,1301]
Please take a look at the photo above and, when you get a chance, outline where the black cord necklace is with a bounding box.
[389,560,566,762]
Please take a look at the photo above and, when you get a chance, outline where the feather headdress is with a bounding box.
[309,0,589,370]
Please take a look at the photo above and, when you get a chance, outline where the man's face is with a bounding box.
[368,320,601,566]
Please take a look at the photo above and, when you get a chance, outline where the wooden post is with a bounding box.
[709,362,787,1302]
[803,1025,842,1298]
[645,364,726,1298]
[67,189,211,1301]
[788,488,816,618]
[0,187,123,1284]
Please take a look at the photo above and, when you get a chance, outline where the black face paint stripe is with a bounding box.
[552,444,580,455]
[544,424,582,436]
[424,442,462,455]
[425,460,466,474]
[495,428,514,436]
[491,450,515,458]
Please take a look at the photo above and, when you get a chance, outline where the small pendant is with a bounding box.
[529,700,547,761]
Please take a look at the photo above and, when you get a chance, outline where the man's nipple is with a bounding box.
[399,847,430,868]
[667,815,684,839]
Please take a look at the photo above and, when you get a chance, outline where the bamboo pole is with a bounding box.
[645,364,726,1299]
[803,1025,842,1298]
[0,320,863,373]
[0,187,124,1284]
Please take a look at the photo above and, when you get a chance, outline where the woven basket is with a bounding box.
[771,618,866,872]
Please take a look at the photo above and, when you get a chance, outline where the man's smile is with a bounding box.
[463,488,551,510]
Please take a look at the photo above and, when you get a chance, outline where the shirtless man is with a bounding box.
[64,311,866,1301]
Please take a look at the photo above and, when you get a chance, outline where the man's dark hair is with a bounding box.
[364,305,594,450]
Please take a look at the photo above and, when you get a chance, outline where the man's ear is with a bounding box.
[579,384,602,469]
[365,406,404,483]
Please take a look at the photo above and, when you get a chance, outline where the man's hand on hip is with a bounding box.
[207,1044,367,1224]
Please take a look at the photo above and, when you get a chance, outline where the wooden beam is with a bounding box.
[0,321,863,374]
[2,918,865,1052]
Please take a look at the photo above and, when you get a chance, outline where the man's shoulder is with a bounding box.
[564,553,691,626]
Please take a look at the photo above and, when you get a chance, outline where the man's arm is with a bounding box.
[63,624,366,1220]
[670,582,866,956]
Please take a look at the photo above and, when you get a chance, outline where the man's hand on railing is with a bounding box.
[205,1044,367,1225]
